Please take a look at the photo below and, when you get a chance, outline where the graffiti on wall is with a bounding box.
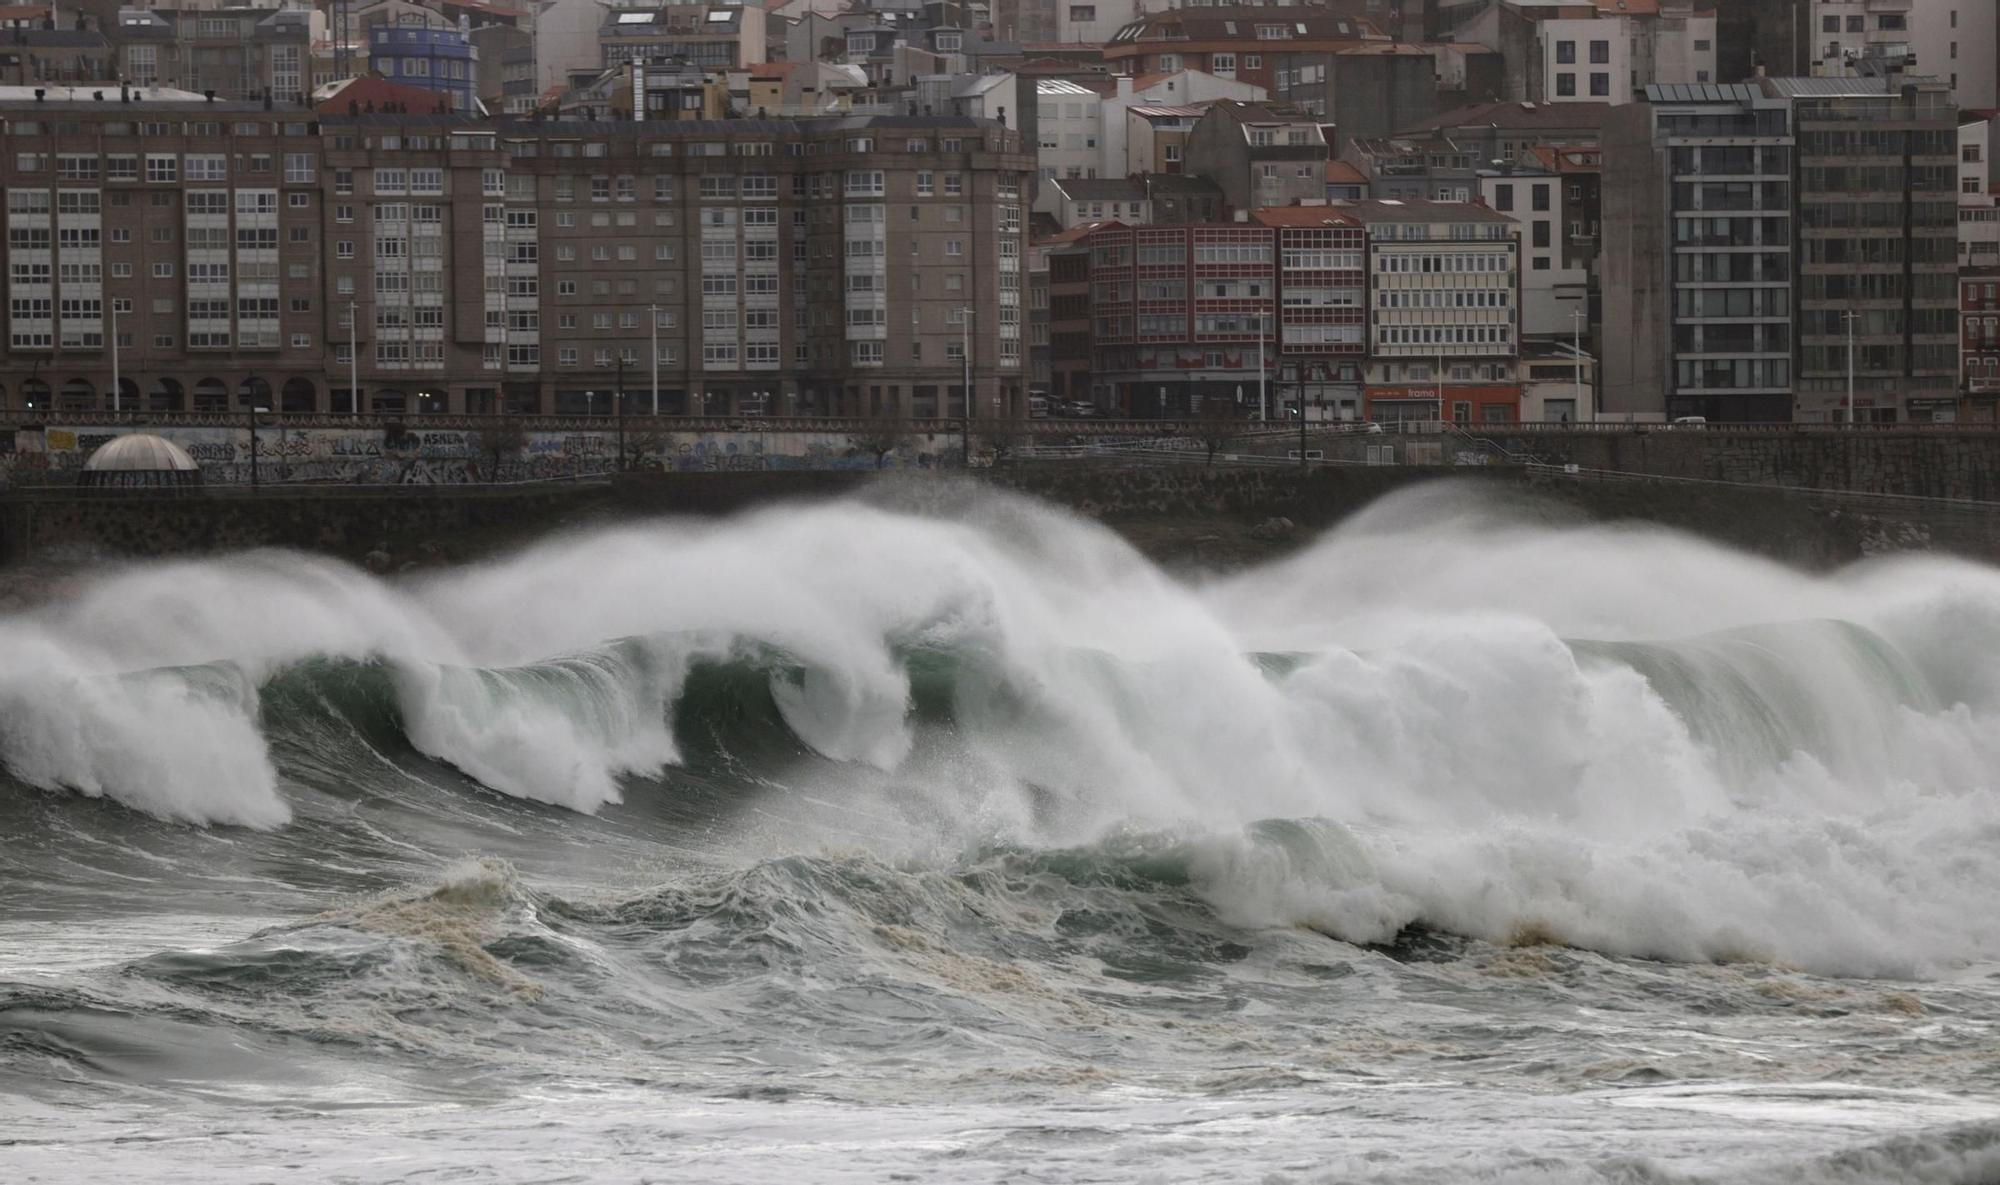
[0,424,957,488]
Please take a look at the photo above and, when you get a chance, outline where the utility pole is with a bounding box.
[615,356,627,470]
[248,395,261,490]
[1570,306,1585,422]
[349,299,359,416]
[649,303,660,416]
[960,306,973,465]
[1297,365,1307,474]
[1844,309,1859,426]
[1257,327,1267,421]
[110,300,120,413]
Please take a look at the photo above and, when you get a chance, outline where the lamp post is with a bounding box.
[958,306,974,466]
[248,399,270,490]
[1257,325,1267,422]
[649,303,660,416]
[1570,306,1586,423]
[110,300,121,414]
[615,356,627,471]
[1844,309,1860,426]
[349,299,360,417]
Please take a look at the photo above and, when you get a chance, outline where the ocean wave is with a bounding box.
[1,489,1999,978]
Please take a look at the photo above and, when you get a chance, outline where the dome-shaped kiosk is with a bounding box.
[76,434,203,491]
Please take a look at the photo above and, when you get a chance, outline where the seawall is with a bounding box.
[5,464,1995,580]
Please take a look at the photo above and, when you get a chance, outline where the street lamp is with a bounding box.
[615,355,627,471]
[1570,306,1586,424]
[248,401,270,490]
[1844,309,1860,427]
[957,306,975,465]
[110,299,121,414]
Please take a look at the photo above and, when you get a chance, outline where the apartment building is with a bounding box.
[1601,82,1796,422]
[1784,75,1959,422]
[1478,160,1588,341]
[105,6,312,102]
[1251,206,1365,421]
[1343,198,1522,424]
[1964,270,2000,415]
[1085,221,1279,416]
[597,3,766,75]
[1101,9,1386,97]
[1041,174,1222,230]
[0,94,1034,418]
[1182,101,1328,213]
[0,87,326,412]
[1960,111,1996,269]
[1266,43,1438,152]
[1603,75,1958,423]
[367,16,478,112]
[1532,4,1715,105]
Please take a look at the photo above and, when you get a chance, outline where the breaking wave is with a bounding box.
[5,486,2000,978]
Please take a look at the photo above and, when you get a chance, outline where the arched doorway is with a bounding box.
[372,388,407,414]
[21,379,49,410]
[280,377,316,414]
[237,375,272,411]
[148,378,185,412]
[192,378,228,412]
[114,377,140,410]
[58,378,95,411]
[411,388,446,414]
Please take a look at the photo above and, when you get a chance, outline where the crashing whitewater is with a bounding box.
[4,482,2000,1184]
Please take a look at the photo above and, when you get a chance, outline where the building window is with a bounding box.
[1589,73,1609,96]
[1556,73,1576,97]
[1588,40,1609,64]
[1531,184,1549,212]
[1493,184,1513,211]
[1556,40,1575,64]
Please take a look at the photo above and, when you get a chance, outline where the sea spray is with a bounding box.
[0,486,1997,974]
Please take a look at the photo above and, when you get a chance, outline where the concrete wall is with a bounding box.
[1597,102,1669,419]
[0,423,966,488]
[9,462,2000,575]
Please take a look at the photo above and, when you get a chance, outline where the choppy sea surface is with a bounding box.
[4,483,2000,1183]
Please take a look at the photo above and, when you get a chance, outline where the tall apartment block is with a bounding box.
[1604,76,1957,423]
[1777,76,1959,422]
[1602,83,1796,422]
[1342,199,1522,425]
[0,91,1033,419]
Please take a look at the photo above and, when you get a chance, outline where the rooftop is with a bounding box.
[1107,8,1382,47]
[1325,159,1366,185]
[1399,100,1613,134]
[1251,205,1360,228]
[1333,197,1514,224]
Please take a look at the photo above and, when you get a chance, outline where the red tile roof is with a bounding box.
[1325,159,1366,185]
[1251,205,1360,227]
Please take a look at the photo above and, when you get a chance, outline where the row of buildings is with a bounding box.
[0,87,1033,418]
[2,0,1999,424]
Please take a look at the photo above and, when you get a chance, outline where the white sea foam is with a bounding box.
[2,486,1998,975]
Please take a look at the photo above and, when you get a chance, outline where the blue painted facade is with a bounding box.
[369,22,478,112]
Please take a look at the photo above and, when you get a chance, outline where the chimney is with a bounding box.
[996,103,1005,127]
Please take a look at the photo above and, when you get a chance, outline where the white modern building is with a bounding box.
[1962,112,1998,268]
[1536,3,1715,105]
[1478,166,1586,338]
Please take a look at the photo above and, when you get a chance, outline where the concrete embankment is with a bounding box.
[4,465,1996,594]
